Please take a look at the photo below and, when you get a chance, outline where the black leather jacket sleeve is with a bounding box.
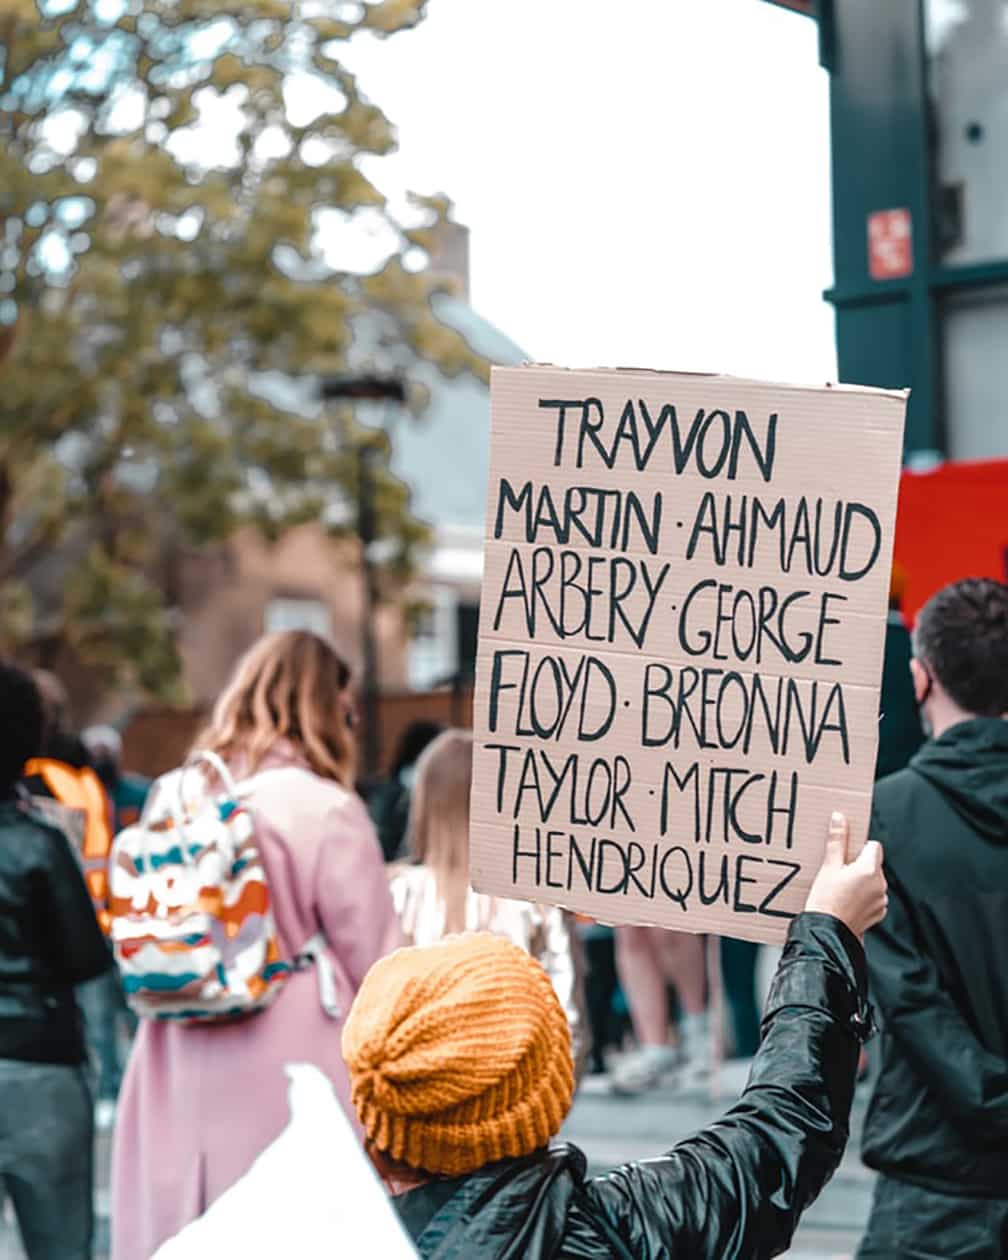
[586,913,870,1260]
[865,864,1008,1145]
[41,822,112,987]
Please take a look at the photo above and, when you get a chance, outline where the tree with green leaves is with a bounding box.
[0,0,485,701]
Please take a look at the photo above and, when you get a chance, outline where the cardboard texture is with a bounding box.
[470,366,908,944]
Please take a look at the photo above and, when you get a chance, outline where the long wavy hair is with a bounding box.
[196,631,356,786]
[408,729,484,934]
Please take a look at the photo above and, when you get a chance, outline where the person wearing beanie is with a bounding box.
[344,812,887,1259]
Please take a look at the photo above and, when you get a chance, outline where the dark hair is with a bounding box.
[913,578,1008,716]
[391,720,444,777]
[0,661,45,792]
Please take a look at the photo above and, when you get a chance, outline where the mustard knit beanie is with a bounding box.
[342,933,574,1177]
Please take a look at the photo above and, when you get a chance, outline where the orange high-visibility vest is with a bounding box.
[25,758,114,934]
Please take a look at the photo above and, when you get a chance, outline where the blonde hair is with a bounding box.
[408,729,480,934]
[197,631,356,786]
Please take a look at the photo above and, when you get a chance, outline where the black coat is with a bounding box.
[394,914,872,1259]
[864,718,1008,1198]
[875,613,924,780]
[0,793,111,1064]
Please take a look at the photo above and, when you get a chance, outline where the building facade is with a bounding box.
[771,0,1008,461]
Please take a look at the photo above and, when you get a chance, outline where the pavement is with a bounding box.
[0,1060,872,1260]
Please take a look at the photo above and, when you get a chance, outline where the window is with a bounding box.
[926,0,1008,264]
[407,587,457,690]
[264,597,331,637]
[456,602,480,679]
[941,283,1008,458]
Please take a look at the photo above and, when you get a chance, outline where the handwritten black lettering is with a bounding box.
[643,668,851,766]
[493,546,671,649]
[507,826,802,923]
[659,762,800,845]
[759,859,802,917]
[487,649,617,742]
[543,397,777,481]
[687,493,882,581]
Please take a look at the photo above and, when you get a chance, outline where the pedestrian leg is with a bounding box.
[610,926,678,1094]
[0,1062,94,1260]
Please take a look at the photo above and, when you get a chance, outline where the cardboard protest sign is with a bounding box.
[470,366,908,943]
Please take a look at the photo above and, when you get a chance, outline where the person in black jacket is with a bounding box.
[0,661,112,1260]
[875,595,924,782]
[368,721,444,863]
[342,812,887,1260]
[858,577,1008,1259]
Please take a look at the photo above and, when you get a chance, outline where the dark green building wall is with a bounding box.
[796,0,1008,459]
[819,0,940,456]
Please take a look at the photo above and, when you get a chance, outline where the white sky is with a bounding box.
[345,0,837,384]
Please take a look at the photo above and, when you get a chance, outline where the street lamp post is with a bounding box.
[319,374,407,788]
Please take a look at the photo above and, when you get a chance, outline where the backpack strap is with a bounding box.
[26,758,113,931]
[294,933,342,1020]
[219,763,346,1023]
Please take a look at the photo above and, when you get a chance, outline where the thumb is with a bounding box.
[854,839,884,874]
[823,810,849,867]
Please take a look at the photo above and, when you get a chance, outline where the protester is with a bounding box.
[857,578,1008,1258]
[609,924,707,1092]
[343,811,887,1258]
[22,675,122,1131]
[875,566,924,780]
[111,630,403,1260]
[576,918,621,1076]
[81,725,150,831]
[23,671,113,928]
[0,661,112,1260]
[369,720,443,862]
[388,729,587,1077]
[77,725,148,1127]
[720,936,762,1059]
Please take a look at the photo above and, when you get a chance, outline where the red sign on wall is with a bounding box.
[894,460,1008,625]
[868,209,914,280]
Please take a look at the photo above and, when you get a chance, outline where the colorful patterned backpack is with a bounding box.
[108,751,293,1022]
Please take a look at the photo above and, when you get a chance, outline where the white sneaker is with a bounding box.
[578,1073,612,1096]
[94,1099,117,1131]
[609,1044,679,1095]
[676,1013,712,1088]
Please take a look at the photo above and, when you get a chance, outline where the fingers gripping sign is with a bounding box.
[805,812,888,940]
[824,809,851,866]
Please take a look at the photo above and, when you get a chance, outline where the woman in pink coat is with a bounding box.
[111,631,403,1260]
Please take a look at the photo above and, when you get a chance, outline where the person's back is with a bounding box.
[112,631,402,1260]
[875,607,924,779]
[0,661,111,1260]
[24,678,114,930]
[369,721,443,863]
[859,579,1008,1258]
[82,726,151,832]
